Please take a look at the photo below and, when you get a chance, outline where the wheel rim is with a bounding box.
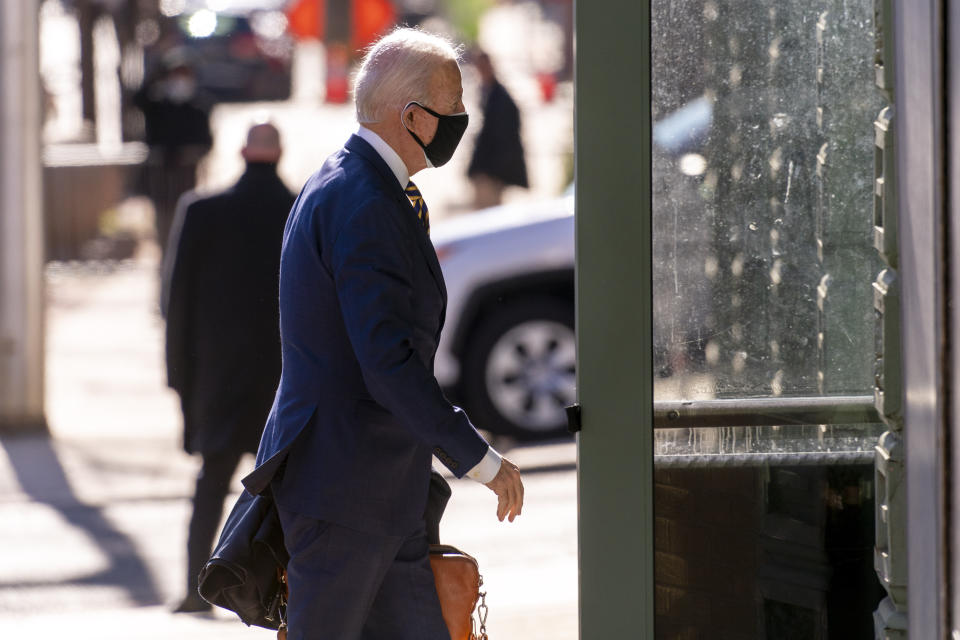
[484,320,576,432]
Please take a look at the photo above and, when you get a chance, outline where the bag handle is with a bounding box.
[472,575,489,640]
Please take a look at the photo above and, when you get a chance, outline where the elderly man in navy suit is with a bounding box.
[242,28,524,639]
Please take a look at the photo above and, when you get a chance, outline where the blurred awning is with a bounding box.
[286,0,396,51]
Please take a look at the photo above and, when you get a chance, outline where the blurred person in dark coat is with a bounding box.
[163,122,295,613]
[134,49,213,258]
[467,51,528,208]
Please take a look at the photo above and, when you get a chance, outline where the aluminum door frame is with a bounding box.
[894,0,950,637]
[574,1,655,637]
[948,0,960,635]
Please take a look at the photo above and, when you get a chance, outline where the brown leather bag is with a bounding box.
[429,544,488,640]
[277,544,488,640]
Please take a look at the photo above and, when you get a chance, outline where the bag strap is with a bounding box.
[277,568,288,640]
[473,574,489,640]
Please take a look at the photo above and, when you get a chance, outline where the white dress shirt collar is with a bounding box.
[356,125,409,188]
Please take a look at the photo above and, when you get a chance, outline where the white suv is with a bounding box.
[432,194,576,439]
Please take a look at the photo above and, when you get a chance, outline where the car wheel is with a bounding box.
[461,297,575,439]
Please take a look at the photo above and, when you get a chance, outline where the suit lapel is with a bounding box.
[344,136,448,306]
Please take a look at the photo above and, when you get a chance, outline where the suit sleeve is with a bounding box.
[330,197,490,477]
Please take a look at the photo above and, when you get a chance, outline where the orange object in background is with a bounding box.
[325,42,350,103]
[285,0,395,50]
[287,0,325,41]
[352,0,394,52]
[286,0,395,103]
[536,72,557,103]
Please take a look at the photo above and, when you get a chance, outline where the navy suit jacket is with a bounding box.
[243,135,490,536]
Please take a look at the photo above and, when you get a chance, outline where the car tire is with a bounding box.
[460,296,576,439]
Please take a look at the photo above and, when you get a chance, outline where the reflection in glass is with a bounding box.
[651,1,884,637]
[654,462,883,638]
[652,0,881,401]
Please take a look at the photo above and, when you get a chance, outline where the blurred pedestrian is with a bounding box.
[134,49,213,258]
[164,122,295,613]
[467,51,528,208]
[241,28,525,639]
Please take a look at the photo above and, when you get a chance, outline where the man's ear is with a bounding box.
[403,104,418,128]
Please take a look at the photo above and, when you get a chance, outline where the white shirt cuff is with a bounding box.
[465,446,502,484]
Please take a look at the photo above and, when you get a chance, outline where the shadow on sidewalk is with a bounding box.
[0,434,162,606]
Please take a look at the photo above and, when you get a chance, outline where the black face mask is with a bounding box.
[402,101,469,168]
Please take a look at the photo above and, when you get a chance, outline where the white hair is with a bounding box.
[353,28,462,124]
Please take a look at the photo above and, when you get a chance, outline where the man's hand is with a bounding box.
[484,457,524,522]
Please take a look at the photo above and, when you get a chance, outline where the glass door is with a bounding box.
[576,1,891,637]
[649,2,886,637]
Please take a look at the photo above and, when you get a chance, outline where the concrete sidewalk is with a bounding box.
[0,254,578,639]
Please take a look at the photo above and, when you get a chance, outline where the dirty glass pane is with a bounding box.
[651,1,885,638]
[652,0,881,402]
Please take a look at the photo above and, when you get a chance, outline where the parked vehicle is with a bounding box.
[147,1,293,103]
[432,194,576,439]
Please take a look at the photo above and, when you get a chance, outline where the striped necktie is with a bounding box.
[405,180,430,234]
